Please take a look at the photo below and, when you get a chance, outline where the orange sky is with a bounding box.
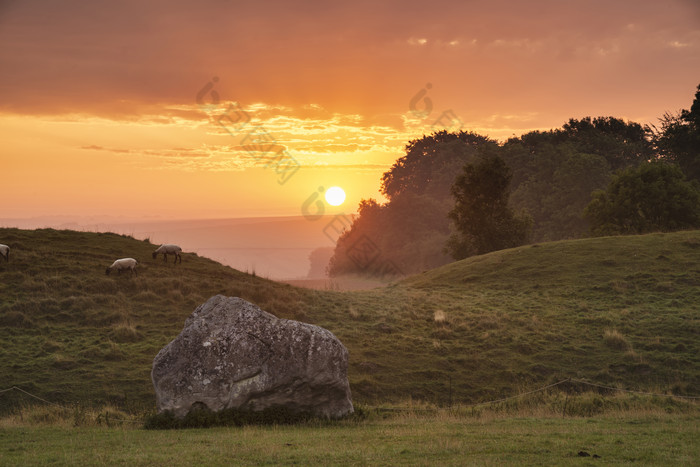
[1,0,699,220]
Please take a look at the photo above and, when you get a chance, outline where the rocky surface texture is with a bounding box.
[152,295,353,418]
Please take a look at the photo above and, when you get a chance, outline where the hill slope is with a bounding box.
[1,228,699,412]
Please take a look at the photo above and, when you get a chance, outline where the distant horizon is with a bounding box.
[0,212,357,224]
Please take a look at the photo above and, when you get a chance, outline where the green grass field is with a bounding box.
[1,409,698,466]
[1,228,699,412]
[1,228,700,464]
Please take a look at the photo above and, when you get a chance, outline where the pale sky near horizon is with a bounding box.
[1,0,699,221]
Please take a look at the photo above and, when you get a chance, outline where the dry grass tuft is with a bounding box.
[51,353,76,369]
[40,339,63,353]
[0,404,138,428]
[110,320,141,343]
[603,328,631,351]
[624,349,644,363]
[610,279,632,293]
[433,309,447,323]
[103,340,125,361]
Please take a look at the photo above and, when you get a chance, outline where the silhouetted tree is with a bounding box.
[584,161,700,235]
[381,131,495,201]
[328,131,495,276]
[560,116,653,170]
[655,84,700,181]
[329,98,684,275]
[446,154,531,259]
[307,247,334,278]
[504,116,652,241]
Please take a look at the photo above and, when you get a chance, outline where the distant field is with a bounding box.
[283,276,391,291]
[1,228,699,413]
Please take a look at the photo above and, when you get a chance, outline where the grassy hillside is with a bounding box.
[1,228,699,413]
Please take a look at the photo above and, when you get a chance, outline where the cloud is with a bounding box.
[80,144,210,158]
[408,37,428,46]
[0,0,697,122]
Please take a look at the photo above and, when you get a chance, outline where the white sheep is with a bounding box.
[152,244,182,263]
[0,244,9,262]
[106,258,138,276]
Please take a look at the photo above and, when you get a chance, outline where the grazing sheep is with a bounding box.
[106,258,138,276]
[0,244,8,262]
[152,244,182,263]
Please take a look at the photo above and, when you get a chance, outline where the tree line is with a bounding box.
[328,84,700,276]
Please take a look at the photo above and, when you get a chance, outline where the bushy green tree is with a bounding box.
[380,131,495,201]
[504,116,652,241]
[655,84,700,182]
[560,116,653,170]
[508,144,612,241]
[446,154,531,260]
[584,162,700,236]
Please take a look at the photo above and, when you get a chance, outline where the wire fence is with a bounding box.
[567,379,700,400]
[0,386,65,408]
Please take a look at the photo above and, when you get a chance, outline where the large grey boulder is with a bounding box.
[152,295,353,418]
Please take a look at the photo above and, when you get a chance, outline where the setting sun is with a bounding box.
[325,186,346,206]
